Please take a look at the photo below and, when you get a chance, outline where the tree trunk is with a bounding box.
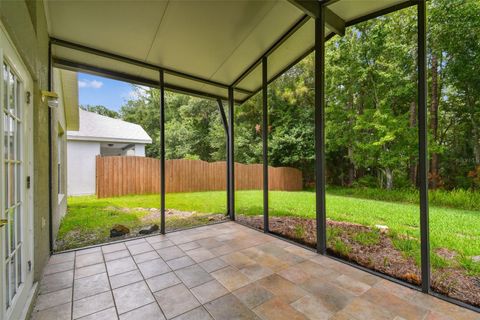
[430,54,440,189]
[408,101,418,186]
[385,168,393,190]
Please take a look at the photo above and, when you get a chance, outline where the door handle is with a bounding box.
[0,219,8,228]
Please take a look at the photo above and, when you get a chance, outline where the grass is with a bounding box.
[59,190,480,275]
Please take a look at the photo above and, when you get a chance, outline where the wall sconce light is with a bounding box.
[41,90,59,108]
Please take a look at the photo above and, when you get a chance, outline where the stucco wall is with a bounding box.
[51,68,68,246]
[67,141,101,196]
[0,0,51,289]
[135,144,146,156]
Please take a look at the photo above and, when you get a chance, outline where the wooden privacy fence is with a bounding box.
[96,156,303,198]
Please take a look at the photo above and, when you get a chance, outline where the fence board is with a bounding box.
[96,156,302,198]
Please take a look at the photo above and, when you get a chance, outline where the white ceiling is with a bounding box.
[46,0,410,102]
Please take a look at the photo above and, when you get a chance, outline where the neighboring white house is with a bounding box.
[67,109,152,195]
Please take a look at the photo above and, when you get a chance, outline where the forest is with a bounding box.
[85,0,478,194]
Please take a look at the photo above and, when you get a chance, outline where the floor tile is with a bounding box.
[277,266,311,285]
[178,241,200,252]
[300,279,354,313]
[132,251,160,264]
[221,252,255,269]
[109,269,144,289]
[74,273,110,300]
[106,257,137,276]
[104,250,130,262]
[44,260,74,275]
[211,266,251,291]
[75,263,107,279]
[49,252,75,265]
[146,272,182,292]
[239,263,273,281]
[145,235,167,245]
[76,252,104,268]
[340,297,395,320]
[175,264,213,288]
[102,242,127,254]
[127,242,154,255]
[151,240,175,250]
[232,283,274,309]
[137,258,171,279]
[73,291,114,319]
[257,274,308,303]
[119,302,165,320]
[362,287,428,320]
[186,247,215,263]
[76,247,102,256]
[190,280,228,304]
[204,294,260,320]
[253,296,307,320]
[112,281,155,315]
[124,238,147,247]
[39,270,74,294]
[332,274,371,296]
[78,307,118,320]
[199,258,228,273]
[154,283,200,319]
[171,306,212,320]
[166,255,196,270]
[34,287,72,311]
[31,302,71,320]
[290,295,335,320]
[157,246,186,261]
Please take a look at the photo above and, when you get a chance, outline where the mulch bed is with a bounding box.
[236,215,480,307]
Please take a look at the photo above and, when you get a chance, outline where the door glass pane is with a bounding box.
[2,62,23,311]
[3,63,7,111]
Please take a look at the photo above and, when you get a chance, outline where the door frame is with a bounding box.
[0,21,35,320]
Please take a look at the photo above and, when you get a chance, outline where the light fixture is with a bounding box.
[41,91,59,108]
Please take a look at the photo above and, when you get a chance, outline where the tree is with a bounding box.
[80,105,120,118]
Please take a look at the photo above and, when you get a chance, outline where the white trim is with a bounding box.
[67,135,151,144]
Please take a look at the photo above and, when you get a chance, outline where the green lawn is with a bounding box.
[59,190,480,274]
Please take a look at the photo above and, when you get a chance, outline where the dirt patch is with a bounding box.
[236,215,480,307]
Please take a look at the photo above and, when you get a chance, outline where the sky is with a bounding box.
[78,72,139,112]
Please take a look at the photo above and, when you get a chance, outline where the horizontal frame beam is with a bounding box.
[237,1,417,105]
[53,58,244,104]
[287,0,345,36]
[50,37,252,95]
[231,15,310,88]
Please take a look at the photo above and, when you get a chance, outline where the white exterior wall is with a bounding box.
[135,144,146,156]
[67,140,100,195]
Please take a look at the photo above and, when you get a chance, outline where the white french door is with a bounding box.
[0,23,34,320]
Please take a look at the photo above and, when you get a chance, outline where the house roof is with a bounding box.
[67,109,153,144]
[45,0,413,103]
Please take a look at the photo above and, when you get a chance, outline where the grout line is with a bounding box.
[70,252,76,319]
[100,248,120,319]
[125,240,169,320]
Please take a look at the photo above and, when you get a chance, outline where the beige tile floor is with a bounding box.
[31,222,479,320]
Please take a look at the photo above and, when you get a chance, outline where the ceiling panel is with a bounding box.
[46,0,412,103]
[46,0,168,60]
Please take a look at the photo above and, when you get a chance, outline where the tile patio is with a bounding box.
[31,222,479,320]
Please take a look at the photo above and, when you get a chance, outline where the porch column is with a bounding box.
[160,69,166,234]
[262,57,269,232]
[315,6,327,254]
[417,0,430,293]
[228,87,235,220]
